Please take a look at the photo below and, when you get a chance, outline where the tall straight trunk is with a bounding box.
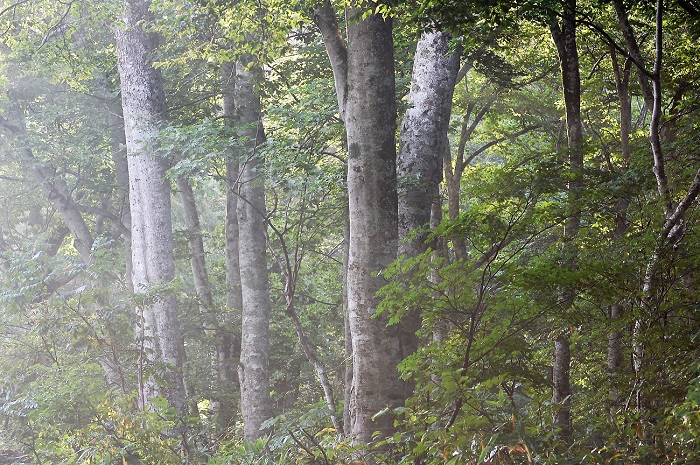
[549,0,583,440]
[219,62,244,432]
[608,48,632,407]
[175,176,214,417]
[107,93,134,293]
[176,178,214,308]
[316,0,404,446]
[314,1,354,435]
[342,201,352,435]
[344,5,403,445]
[115,0,185,412]
[397,30,459,372]
[232,58,273,441]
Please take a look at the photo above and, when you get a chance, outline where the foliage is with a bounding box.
[1,0,700,463]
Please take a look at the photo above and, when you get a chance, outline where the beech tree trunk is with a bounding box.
[397,29,458,376]
[232,58,273,441]
[115,0,185,412]
[344,5,403,445]
[342,202,352,434]
[316,0,405,446]
[176,176,215,417]
[607,47,632,407]
[220,62,243,432]
[107,93,134,293]
[550,0,583,440]
[176,177,214,309]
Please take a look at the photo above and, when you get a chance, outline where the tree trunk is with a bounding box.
[549,0,583,440]
[217,62,244,432]
[397,29,459,394]
[175,175,214,417]
[176,177,215,308]
[232,58,273,441]
[107,93,134,293]
[344,4,403,446]
[611,0,654,110]
[115,0,185,412]
[342,201,352,435]
[607,47,632,408]
[2,74,133,396]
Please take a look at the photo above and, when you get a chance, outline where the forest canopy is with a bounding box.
[0,0,699,464]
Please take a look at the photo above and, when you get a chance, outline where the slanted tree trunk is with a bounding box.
[115,0,185,412]
[549,0,583,440]
[1,73,132,395]
[314,0,353,435]
[176,177,214,309]
[397,29,459,380]
[106,92,134,293]
[232,58,273,441]
[176,175,214,417]
[611,0,654,111]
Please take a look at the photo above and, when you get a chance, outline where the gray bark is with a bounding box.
[1,79,132,395]
[344,5,403,445]
[316,1,405,446]
[176,176,215,417]
[611,0,654,110]
[220,62,243,432]
[397,29,458,393]
[232,58,273,441]
[107,94,134,293]
[550,0,583,439]
[176,177,214,309]
[115,0,185,412]
[342,202,352,435]
[0,91,95,266]
[223,61,244,317]
[314,0,348,121]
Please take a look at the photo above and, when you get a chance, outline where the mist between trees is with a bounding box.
[0,0,699,463]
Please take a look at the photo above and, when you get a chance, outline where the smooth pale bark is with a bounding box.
[314,0,348,122]
[232,59,273,441]
[316,1,405,445]
[611,0,654,110]
[0,88,95,266]
[314,1,354,435]
[344,6,403,445]
[115,0,185,412]
[220,62,243,432]
[397,29,458,389]
[107,94,134,293]
[342,202,352,434]
[1,102,94,266]
[550,0,583,439]
[176,177,214,309]
[176,176,216,417]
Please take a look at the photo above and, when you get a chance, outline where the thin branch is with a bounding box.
[0,0,30,18]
